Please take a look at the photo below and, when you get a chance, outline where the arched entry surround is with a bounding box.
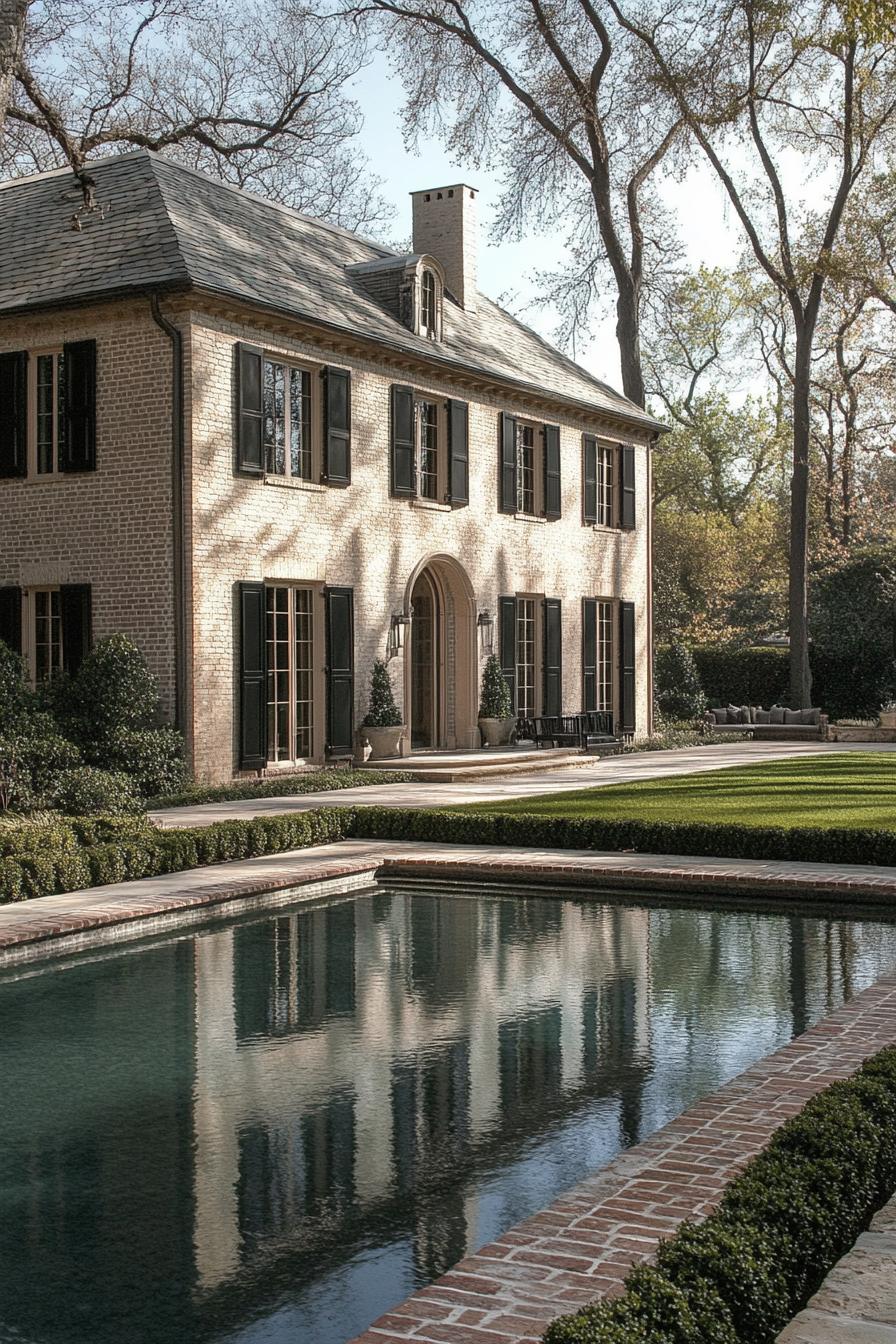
[402,554,478,752]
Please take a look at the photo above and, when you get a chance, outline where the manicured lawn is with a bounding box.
[460,753,896,830]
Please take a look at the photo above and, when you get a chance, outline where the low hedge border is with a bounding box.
[542,1045,896,1344]
[348,806,896,867]
[0,809,351,901]
[3,803,896,902]
[148,767,413,809]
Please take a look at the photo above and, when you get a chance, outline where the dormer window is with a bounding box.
[421,267,439,338]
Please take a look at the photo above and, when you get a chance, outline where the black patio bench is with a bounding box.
[517,712,622,753]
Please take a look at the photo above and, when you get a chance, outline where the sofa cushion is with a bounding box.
[784,708,802,724]
[754,708,771,724]
[769,705,786,724]
[727,703,750,724]
[710,708,728,724]
[801,708,820,725]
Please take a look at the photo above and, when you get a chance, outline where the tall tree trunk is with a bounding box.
[789,326,813,707]
[615,276,645,408]
[0,0,26,145]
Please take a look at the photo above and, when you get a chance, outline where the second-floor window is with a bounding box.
[418,400,439,499]
[263,359,312,480]
[596,443,614,527]
[517,424,536,514]
[33,351,65,475]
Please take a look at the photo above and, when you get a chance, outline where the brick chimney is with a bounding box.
[411,183,478,312]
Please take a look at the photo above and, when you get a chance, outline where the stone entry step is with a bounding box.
[370,747,597,783]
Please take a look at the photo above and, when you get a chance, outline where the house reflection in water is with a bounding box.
[2,888,895,1344]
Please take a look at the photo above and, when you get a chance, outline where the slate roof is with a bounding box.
[0,150,663,432]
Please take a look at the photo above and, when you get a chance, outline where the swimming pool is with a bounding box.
[1,884,894,1344]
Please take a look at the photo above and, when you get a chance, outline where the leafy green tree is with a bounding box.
[654,642,707,721]
[811,545,896,716]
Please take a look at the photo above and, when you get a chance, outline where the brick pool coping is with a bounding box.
[350,977,896,1344]
[4,838,896,966]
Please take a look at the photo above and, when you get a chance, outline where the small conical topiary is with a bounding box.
[655,640,707,721]
[362,659,403,728]
[478,653,514,719]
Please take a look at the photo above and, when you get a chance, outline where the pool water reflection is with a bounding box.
[1,886,895,1344]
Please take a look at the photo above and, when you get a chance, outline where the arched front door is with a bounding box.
[410,569,439,749]
[404,555,478,752]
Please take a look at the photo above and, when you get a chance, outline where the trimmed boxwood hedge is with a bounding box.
[3,803,896,902]
[543,1046,896,1344]
[0,809,351,901]
[348,806,896,867]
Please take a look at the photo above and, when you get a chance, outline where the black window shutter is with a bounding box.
[0,586,22,653]
[447,398,469,506]
[543,598,562,716]
[619,600,636,734]
[582,597,597,712]
[238,582,267,769]
[235,344,264,476]
[325,587,354,755]
[583,436,597,525]
[0,351,27,478]
[499,595,517,710]
[543,424,561,519]
[391,385,416,497]
[61,339,97,472]
[499,412,517,513]
[60,584,92,677]
[324,366,351,485]
[620,444,636,530]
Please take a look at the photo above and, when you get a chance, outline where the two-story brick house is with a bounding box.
[0,151,664,782]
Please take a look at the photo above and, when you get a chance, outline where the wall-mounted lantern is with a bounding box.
[388,609,412,660]
[477,608,495,657]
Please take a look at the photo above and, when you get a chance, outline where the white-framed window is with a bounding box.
[29,349,65,477]
[421,268,439,338]
[517,423,536,515]
[596,598,614,711]
[23,587,63,684]
[266,585,318,763]
[596,445,614,528]
[418,399,439,500]
[263,357,314,481]
[516,596,539,719]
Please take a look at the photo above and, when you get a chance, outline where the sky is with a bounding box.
[349,55,744,393]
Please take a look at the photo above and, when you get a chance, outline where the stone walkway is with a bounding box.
[778,1197,896,1343]
[349,979,896,1344]
[4,836,896,967]
[150,741,896,828]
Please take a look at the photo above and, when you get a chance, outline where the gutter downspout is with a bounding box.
[149,294,187,737]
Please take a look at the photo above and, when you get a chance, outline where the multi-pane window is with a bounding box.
[596,444,614,527]
[421,269,438,337]
[263,359,312,480]
[596,600,613,711]
[516,598,537,719]
[418,400,439,500]
[31,588,63,683]
[517,424,535,514]
[266,586,315,762]
[34,351,65,475]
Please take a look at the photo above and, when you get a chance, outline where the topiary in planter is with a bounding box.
[362,660,403,728]
[479,654,514,720]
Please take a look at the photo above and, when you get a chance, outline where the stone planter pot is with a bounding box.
[478,716,516,748]
[879,711,896,729]
[362,724,406,760]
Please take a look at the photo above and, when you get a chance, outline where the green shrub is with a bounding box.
[149,767,412,809]
[479,654,514,719]
[102,726,187,798]
[544,1047,896,1344]
[362,658,403,728]
[690,644,790,708]
[0,640,33,733]
[64,634,161,740]
[348,806,896,868]
[655,643,707,721]
[50,767,143,817]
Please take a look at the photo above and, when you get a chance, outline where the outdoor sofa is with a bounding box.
[705,705,828,741]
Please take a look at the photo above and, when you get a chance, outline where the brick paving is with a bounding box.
[4,839,896,966]
[349,978,896,1344]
